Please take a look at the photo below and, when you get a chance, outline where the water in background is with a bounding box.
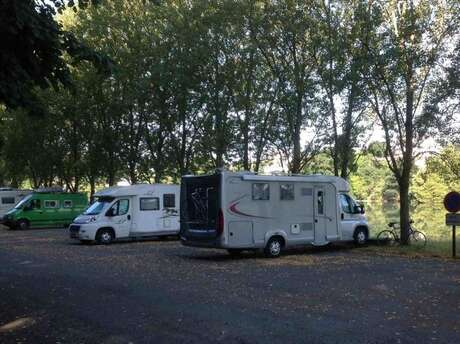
[365,201,451,242]
[363,201,454,255]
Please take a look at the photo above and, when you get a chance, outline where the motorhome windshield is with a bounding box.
[14,195,32,209]
[84,198,112,215]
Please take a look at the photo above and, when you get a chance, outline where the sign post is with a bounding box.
[444,191,460,259]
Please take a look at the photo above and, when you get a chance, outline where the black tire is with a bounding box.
[410,230,427,247]
[377,230,397,246]
[96,228,114,245]
[227,249,243,256]
[354,227,368,245]
[17,219,30,230]
[264,237,283,258]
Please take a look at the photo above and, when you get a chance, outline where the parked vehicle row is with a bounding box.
[1,171,369,257]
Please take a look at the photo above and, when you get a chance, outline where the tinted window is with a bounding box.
[163,194,176,208]
[140,198,159,211]
[340,194,352,213]
[1,197,15,204]
[118,199,129,215]
[44,200,59,208]
[31,199,41,209]
[317,191,324,215]
[252,183,269,200]
[109,199,130,216]
[63,200,73,208]
[280,184,294,200]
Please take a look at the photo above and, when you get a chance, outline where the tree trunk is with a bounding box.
[339,83,356,179]
[399,179,411,245]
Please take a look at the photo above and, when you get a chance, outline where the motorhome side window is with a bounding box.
[1,197,15,204]
[340,194,352,213]
[44,200,59,208]
[140,198,159,211]
[280,183,294,200]
[63,200,73,208]
[163,194,176,208]
[252,183,269,200]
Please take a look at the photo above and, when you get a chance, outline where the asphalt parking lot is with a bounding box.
[0,227,459,344]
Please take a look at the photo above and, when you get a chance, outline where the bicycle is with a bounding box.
[377,219,427,247]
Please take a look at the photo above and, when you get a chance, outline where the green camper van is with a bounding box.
[2,189,88,230]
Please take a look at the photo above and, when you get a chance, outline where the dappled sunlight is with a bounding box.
[0,317,35,333]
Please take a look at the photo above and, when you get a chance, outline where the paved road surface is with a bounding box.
[0,227,459,343]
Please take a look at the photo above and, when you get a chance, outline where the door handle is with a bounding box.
[341,213,344,220]
[315,219,318,223]
[127,215,131,220]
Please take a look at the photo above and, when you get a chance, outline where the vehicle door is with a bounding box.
[339,194,358,240]
[25,198,44,227]
[106,198,132,238]
[43,199,61,226]
[314,187,328,245]
[161,193,179,231]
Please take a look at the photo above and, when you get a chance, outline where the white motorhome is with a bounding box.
[180,170,369,257]
[69,184,180,244]
[0,188,32,217]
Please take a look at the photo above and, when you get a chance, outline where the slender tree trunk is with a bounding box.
[340,83,357,179]
[291,92,303,173]
[89,176,96,202]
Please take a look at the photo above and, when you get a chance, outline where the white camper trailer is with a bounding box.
[180,170,369,257]
[0,188,32,217]
[70,184,180,244]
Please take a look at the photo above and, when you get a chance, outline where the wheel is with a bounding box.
[410,230,426,247]
[227,249,243,256]
[264,237,283,258]
[354,227,368,245]
[96,228,114,245]
[17,219,29,230]
[377,230,397,246]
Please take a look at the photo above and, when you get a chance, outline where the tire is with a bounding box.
[377,230,397,246]
[264,237,283,258]
[96,228,114,245]
[410,230,427,247]
[354,227,368,245]
[227,249,243,256]
[17,219,30,230]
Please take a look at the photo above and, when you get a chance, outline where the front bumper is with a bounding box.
[69,223,97,241]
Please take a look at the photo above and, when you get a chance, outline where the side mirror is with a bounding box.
[106,208,115,217]
[359,203,365,214]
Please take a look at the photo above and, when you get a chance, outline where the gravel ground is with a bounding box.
[0,226,459,344]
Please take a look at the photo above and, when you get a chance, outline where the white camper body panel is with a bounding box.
[71,184,179,242]
[0,188,32,217]
[221,174,341,248]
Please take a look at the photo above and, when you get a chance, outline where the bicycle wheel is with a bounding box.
[410,230,427,247]
[377,230,397,246]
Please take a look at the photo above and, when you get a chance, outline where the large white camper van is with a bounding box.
[0,188,32,217]
[180,170,369,257]
[70,184,180,244]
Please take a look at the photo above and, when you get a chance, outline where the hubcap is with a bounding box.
[270,241,281,256]
[357,231,366,243]
[101,232,111,242]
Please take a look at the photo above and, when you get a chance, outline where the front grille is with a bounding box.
[69,225,80,238]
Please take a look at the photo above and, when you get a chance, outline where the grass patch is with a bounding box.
[364,239,456,259]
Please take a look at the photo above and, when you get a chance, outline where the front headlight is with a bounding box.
[83,216,97,224]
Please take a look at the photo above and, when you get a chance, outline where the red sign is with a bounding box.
[444,191,460,213]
